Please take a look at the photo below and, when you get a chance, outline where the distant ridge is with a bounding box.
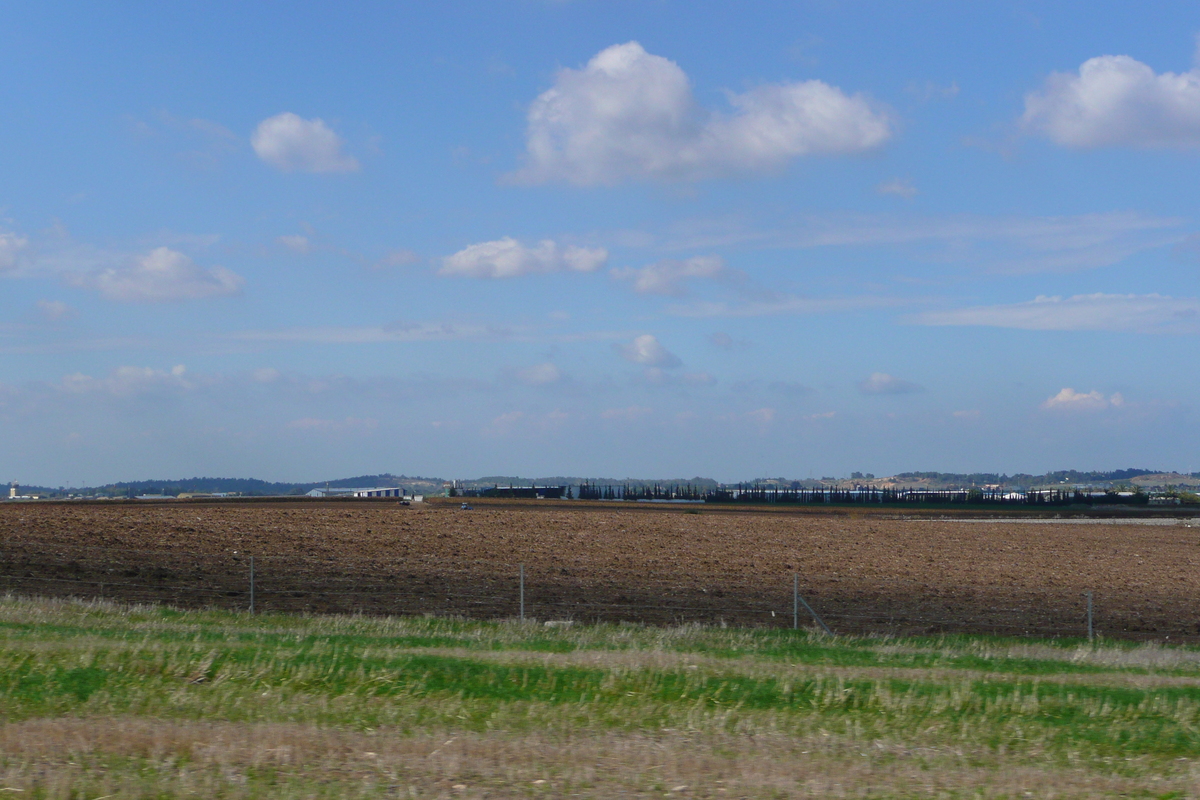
[11,469,1199,498]
[471,476,720,490]
[889,468,1163,486]
[16,474,446,498]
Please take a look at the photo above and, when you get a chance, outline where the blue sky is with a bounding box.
[2,1,1199,485]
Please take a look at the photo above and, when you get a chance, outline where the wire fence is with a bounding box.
[0,541,1191,641]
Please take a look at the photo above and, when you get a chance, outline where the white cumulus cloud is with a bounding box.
[440,237,607,278]
[71,247,244,303]
[616,334,681,368]
[1023,53,1200,148]
[513,41,891,185]
[1042,388,1125,411]
[858,372,923,395]
[611,255,725,296]
[252,112,360,173]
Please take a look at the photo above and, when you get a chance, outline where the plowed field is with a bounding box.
[2,499,1198,639]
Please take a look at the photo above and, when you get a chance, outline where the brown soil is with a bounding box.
[1,499,1197,639]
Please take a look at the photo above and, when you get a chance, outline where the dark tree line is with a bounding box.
[577,482,1150,506]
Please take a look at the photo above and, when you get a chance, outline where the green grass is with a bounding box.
[2,595,1200,798]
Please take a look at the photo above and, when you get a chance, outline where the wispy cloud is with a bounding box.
[68,247,243,303]
[908,293,1200,334]
[515,362,563,385]
[646,211,1182,274]
[0,226,242,304]
[441,237,607,279]
[615,334,681,368]
[876,178,917,198]
[0,336,159,356]
[1042,388,1125,411]
[226,321,515,345]
[858,372,923,395]
[746,407,776,425]
[481,408,570,438]
[36,300,74,320]
[276,235,311,254]
[0,232,29,272]
[287,416,380,434]
[769,380,813,396]
[708,331,737,348]
[372,249,420,270]
[600,405,653,422]
[905,80,960,102]
[667,293,907,318]
[611,255,725,296]
[123,110,239,169]
[60,364,193,397]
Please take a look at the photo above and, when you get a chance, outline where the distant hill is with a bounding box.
[882,469,1176,489]
[16,474,447,498]
[1130,473,1200,489]
[466,476,720,490]
[309,475,446,493]
[11,468,1199,499]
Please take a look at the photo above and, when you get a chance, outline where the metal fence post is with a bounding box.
[519,563,525,621]
[249,556,255,614]
[795,582,832,636]
[1087,590,1093,642]
[793,573,799,630]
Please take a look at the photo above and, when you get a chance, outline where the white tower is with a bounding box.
[8,482,16,499]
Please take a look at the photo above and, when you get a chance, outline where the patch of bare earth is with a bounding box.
[1,501,1197,638]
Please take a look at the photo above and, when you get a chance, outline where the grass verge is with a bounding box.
[2,594,1199,798]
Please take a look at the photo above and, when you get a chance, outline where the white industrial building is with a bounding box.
[306,486,423,501]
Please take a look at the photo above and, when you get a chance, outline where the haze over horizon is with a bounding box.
[2,2,1198,487]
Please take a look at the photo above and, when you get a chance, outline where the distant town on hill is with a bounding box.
[8,468,1200,499]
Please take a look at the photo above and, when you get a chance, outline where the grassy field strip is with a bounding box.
[9,596,1200,677]
[4,597,1200,797]
[11,618,1200,690]
[382,645,1200,690]
[0,717,1187,799]
[873,640,1200,671]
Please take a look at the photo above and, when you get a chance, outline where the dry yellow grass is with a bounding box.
[2,717,1195,799]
